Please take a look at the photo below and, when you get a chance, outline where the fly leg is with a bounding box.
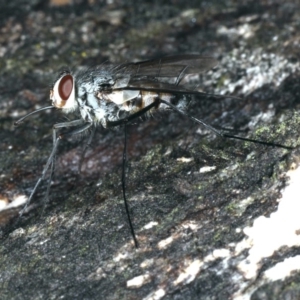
[19,120,92,219]
[121,123,139,248]
[160,99,293,149]
[78,127,96,174]
[106,100,159,248]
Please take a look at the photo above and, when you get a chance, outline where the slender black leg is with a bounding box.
[43,119,88,208]
[40,128,58,215]
[122,124,139,248]
[106,100,161,247]
[160,99,293,150]
[53,119,85,130]
[19,136,61,218]
[78,127,96,174]
[19,120,92,218]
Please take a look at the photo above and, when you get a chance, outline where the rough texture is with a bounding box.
[1,1,300,299]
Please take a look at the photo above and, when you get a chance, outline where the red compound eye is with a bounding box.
[58,74,73,101]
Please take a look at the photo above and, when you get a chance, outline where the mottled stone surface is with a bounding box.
[1,1,300,299]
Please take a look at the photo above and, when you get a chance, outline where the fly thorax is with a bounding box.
[79,89,123,126]
[75,85,101,124]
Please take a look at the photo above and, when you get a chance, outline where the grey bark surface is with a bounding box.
[1,1,300,299]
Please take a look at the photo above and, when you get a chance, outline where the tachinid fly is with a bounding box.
[49,54,218,127]
[14,55,292,248]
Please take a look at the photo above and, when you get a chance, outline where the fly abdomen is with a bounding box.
[122,91,189,114]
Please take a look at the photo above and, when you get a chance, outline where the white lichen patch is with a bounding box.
[157,236,174,250]
[233,163,300,299]
[199,165,216,173]
[127,273,151,288]
[143,288,166,300]
[174,259,202,285]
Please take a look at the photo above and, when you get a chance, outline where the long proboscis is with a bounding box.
[14,106,54,126]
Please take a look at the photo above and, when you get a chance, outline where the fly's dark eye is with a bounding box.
[59,74,73,101]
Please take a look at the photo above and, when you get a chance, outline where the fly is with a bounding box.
[14,54,292,248]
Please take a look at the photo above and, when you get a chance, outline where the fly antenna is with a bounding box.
[14,106,54,126]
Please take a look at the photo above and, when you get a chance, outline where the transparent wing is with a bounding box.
[113,80,202,94]
[103,55,218,104]
[111,54,218,78]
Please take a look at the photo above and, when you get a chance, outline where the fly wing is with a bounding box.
[107,55,218,104]
[113,80,201,94]
[112,54,218,78]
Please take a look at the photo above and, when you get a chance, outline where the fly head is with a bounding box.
[50,71,77,113]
